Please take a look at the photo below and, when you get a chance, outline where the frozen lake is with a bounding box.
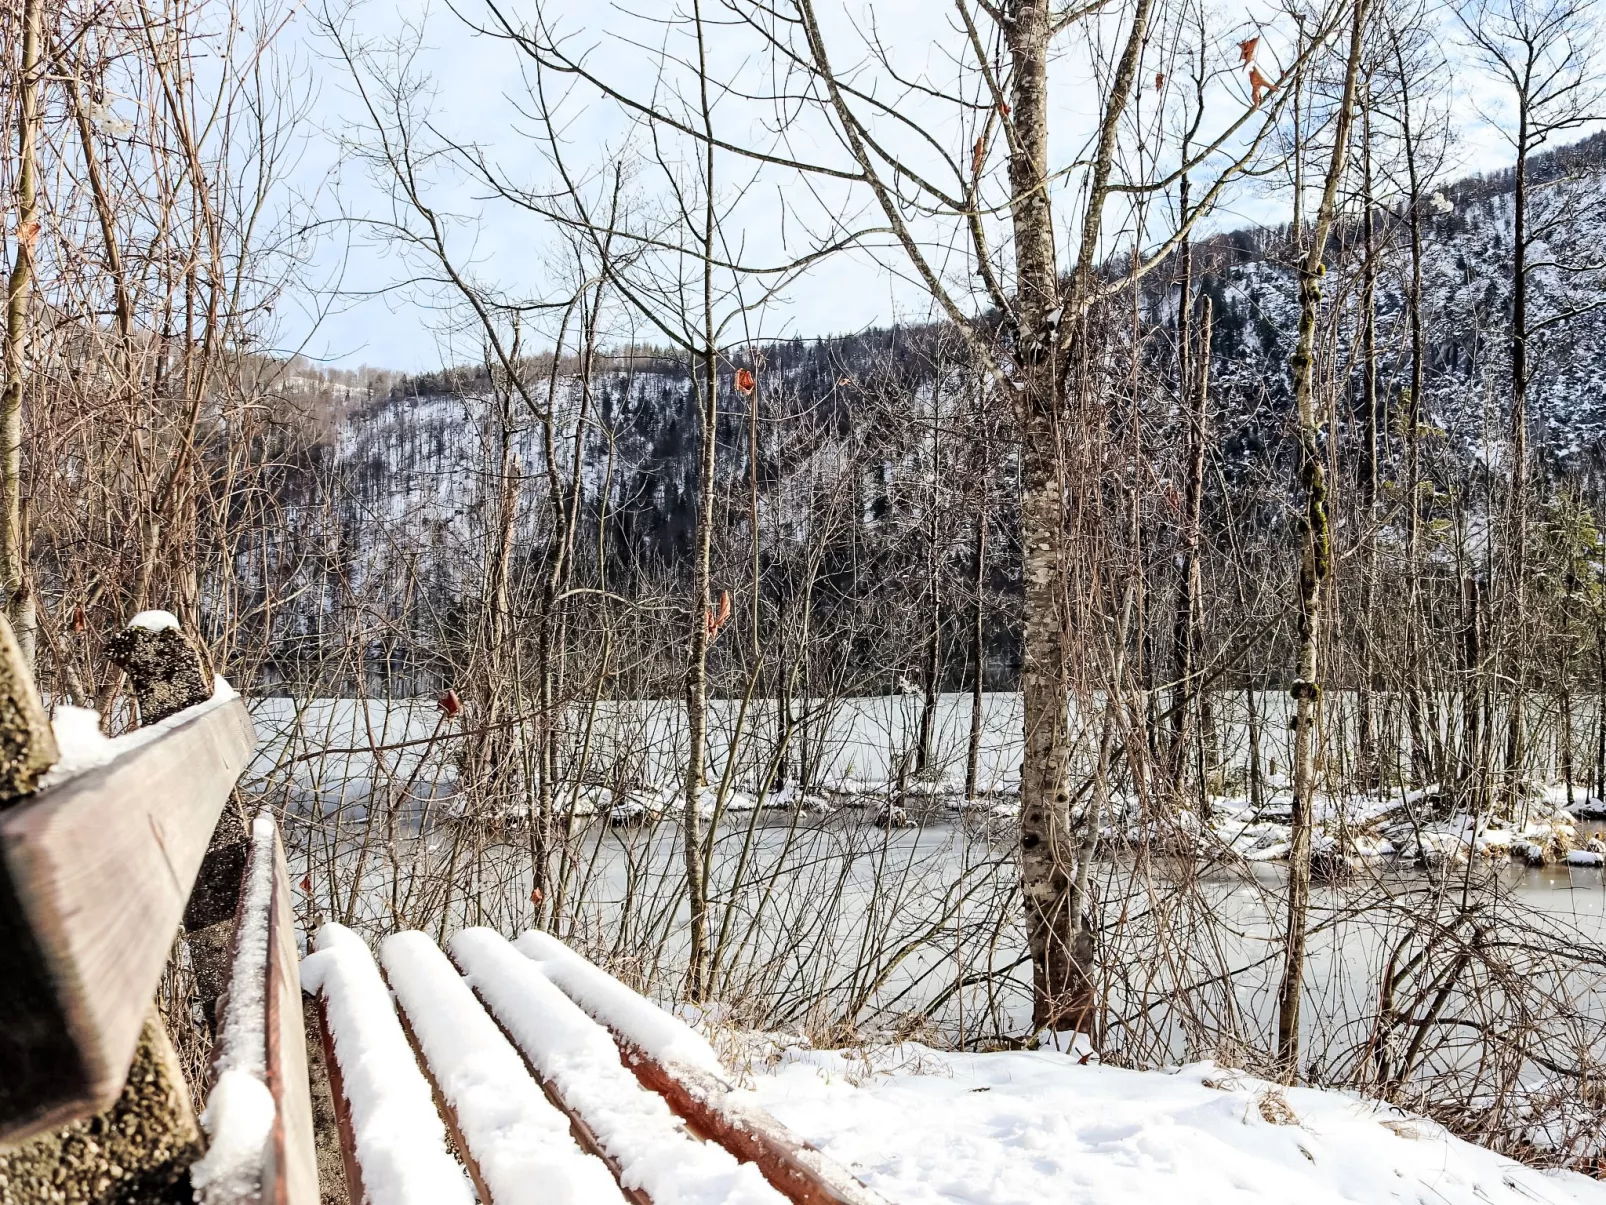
[258,689,1606,1101]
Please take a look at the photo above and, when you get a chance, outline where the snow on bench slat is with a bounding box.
[451,928,786,1205]
[379,931,627,1205]
[515,933,888,1205]
[191,813,278,1203]
[300,925,475,1205]
[40,674,240,789]
[513,929,725,1076]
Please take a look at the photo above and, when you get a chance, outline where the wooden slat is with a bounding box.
[315,997,368,1205]
[615,1043,885,1205]
[265,821,319,1204]
[195,813,318,1204]
[0,695,257,1144]
[454,985,653,1205]
[391,1008,496,1205]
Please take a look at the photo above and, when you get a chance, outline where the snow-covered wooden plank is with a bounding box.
[301,924,475,1205]
[312,1002,366,1205]
[192,813,318,1205]
[0,693,256,1145]
[264,824,319,1205]
[379,931,627,1205]
[450,927,788,1205]
[514,932,887,1205]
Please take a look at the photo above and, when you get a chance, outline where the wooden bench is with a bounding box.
[0,611,886,1205]
[308,925,888,1205]
[0,613,316,1205]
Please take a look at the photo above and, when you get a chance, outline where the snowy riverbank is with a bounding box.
[736,1041,1606,1204]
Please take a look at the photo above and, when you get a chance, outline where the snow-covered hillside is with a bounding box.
[300,136,1606,632]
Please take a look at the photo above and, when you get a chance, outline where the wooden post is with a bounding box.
[107,612,246,1036]
[0,1014,203,1203]
[0,612,56,804]
[103,612,214,726]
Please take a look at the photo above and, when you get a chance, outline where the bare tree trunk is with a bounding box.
[916,403,942,775]
[966,504,987,802]
[1247,686,1265,813]
[1008,0,1087,1034]
[1357,81,1379,791]
[1169,178,1196,785]
[1463,572,1485,786]
[1277,0,1369,1080]
[2,0,42,668]
[1009,0,1150,1035]
[1396,24,1431,786]
[1172,296,1211,795]
[1502,99,1532,815]
[1597,595,1606,803]
[677,0,722,1001]
[683,341,716,1002]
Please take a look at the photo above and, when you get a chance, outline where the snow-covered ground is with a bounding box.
[290,918,1606,1204]
[738,1042,1606,1205]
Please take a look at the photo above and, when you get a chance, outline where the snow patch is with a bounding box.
[41,674,239,789]
[740,1043,1606,1205]
[190,1071,276,1201]
[127,609,181,631]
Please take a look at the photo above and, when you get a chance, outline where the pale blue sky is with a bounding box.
[273,0,1538,373]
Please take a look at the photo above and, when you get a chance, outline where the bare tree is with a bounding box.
[1461,0,1602,813]
[1276,0,1371,1079]
[2,0,42,666]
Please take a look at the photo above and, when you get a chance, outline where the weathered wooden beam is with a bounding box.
[0,694,256,1145]
[311,1000,365,1205]
[300,994,350,1205]
[107,613,247,1036]
[264,827,318,1205]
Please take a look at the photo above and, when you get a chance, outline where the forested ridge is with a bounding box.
[264,130,1606,707]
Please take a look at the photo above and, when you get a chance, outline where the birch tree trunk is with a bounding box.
[1007,0,1087,1033]
[679,0,721,1001]
[1276,0,1370,1079]
[2,0,42,668]
[1008,0,1150,1034]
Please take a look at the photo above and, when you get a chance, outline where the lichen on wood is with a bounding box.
[0,1014,203,1204]
[104,624,212,727]
[0,612,57,805]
